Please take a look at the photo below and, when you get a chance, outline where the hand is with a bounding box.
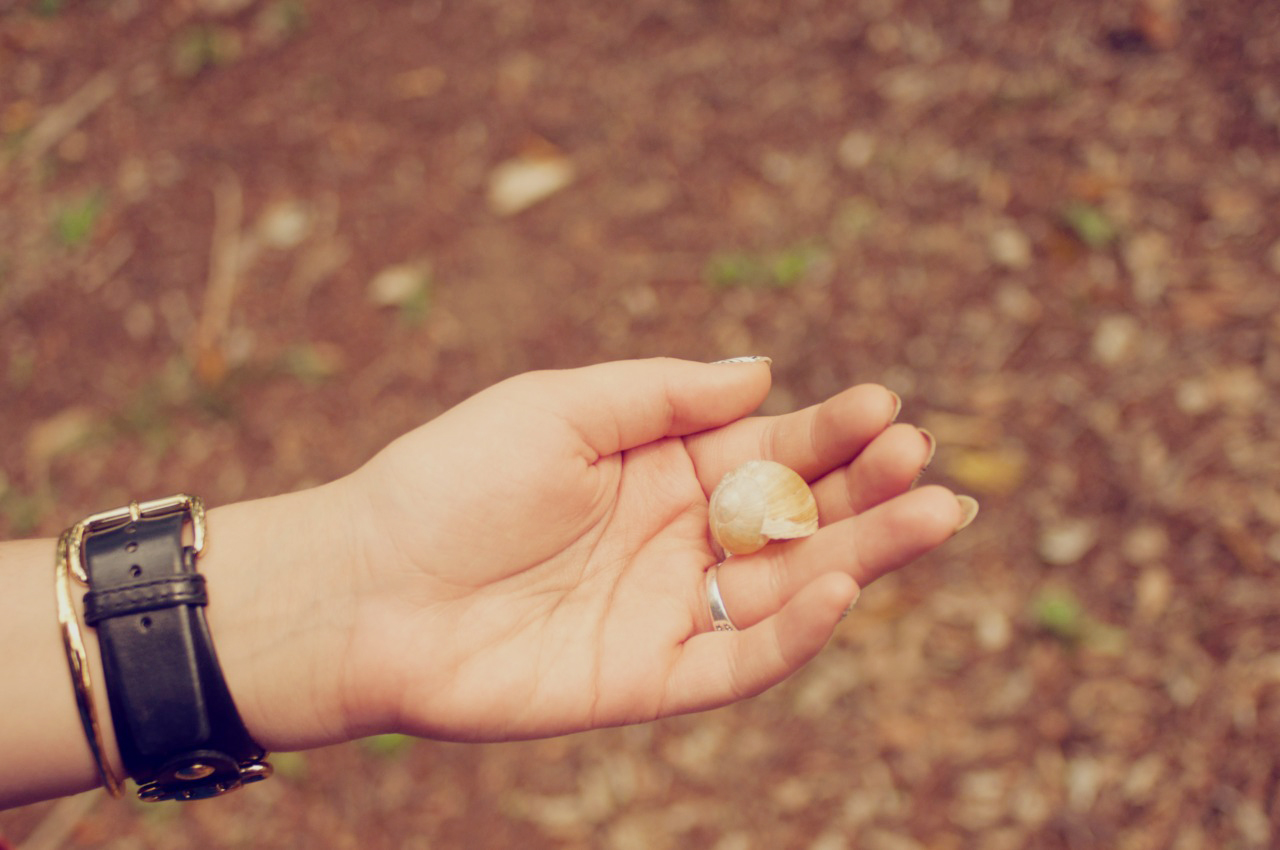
[0,357,975,807]
[322,358,971,743]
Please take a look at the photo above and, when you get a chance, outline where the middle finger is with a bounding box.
[809,423,935,524]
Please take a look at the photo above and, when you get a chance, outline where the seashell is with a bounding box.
[708,460,819,556]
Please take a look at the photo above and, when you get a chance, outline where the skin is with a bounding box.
[0,358,972,809]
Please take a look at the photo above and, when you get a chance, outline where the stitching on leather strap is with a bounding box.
[83,575,208,625]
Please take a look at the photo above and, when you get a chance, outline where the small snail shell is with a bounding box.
[708,460,819,556]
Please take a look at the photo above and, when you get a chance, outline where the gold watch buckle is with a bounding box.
[58,494,206,585]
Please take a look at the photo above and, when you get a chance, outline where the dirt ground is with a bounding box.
[2,0,1279,847]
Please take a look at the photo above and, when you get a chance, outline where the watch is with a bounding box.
[71,496,272,801]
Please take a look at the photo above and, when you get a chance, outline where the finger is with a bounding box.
[661,572,856,715]
[521,357,773,459]
[708,486,968,630]
[684,383,899,496]
[810,424,935,524]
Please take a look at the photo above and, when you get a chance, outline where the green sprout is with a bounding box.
[171,25,242,79]
[705,244,826,289]
[53,190,105,249]
[1060,202,1117,250]
[1030,586,1126,654]
[1031,587,1086,643]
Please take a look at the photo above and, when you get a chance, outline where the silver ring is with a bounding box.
[705,562,737,632]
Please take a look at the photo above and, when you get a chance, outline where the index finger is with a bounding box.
[508,357,775,460]
[682,383,900,495]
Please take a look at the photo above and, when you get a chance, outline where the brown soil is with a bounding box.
[2,0,1278,848]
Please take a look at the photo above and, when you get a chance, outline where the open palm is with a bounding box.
[345,359,966,743]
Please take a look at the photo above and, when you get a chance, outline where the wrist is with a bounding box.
[195,481,366,752]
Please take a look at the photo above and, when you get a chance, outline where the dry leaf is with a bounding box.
[486,153,576,216]
[256,200,312,249]
[1037,519,1099,566]
[369,262,431,307]
[943,446,1027,496]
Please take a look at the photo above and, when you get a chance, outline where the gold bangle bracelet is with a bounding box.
[55,529,124,797]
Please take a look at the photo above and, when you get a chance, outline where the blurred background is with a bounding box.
[2,0,1278,847]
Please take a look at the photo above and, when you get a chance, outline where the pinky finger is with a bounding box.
[659,572,859,717]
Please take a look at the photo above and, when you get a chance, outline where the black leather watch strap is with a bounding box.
[82,509,271,801]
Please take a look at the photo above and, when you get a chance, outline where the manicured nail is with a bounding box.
[955,495,980,532]
[712,356,773,365]
[839,585,862,620]
[888,391,903,422]
[909,429,937,489]
[920,428,936,466]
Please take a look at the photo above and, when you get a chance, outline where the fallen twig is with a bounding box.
[18,72,117,168]
[192,168,244,384]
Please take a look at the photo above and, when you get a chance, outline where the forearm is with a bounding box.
[0,537,105,808]
[0,482,366,809]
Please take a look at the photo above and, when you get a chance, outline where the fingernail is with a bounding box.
[712,355,773,365]
[955,495,980,532]
[917,427,937,473]
[888,391,903,422]
[839,585,862,620]
[920,428,937,466]
[909,429,937,489]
